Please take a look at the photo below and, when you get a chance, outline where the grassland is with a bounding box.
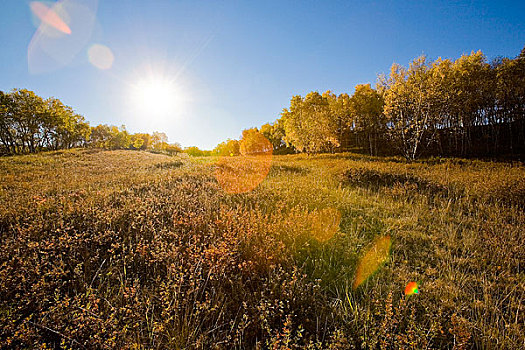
[0,149,524,349]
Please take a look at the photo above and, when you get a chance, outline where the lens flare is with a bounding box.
[310,208,341,242]
[405,281,419,296]
[214,135,273,194]
[28,0,98,74]
[353,235,392,290]
[30,1,72,35]
[88,44,114,70]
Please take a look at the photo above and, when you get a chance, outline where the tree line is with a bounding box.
[0,89,90,154]
[89,125,182,154]
[212,128,274,157]
[0,88,267,157]
[3,46,523,160]
[226,46,524,160]
[0,89,182,155]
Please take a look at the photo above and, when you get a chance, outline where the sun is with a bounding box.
[131,76,178,120]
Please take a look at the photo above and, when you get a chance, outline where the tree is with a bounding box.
[106,125,131,149]
[260,122,283,150]
[132,137,144,150]
[184,146,211,157]
[282,92,339,154]
[325,92,352,150]
[239,128,272,155]
[151,131,168,151]
[380,56,439,160]
[214,139,240,156]
[9,89,47,153]
[132,133,151,150]
[165,143,182,155]
[448,51,491,155]
[349,84,384,155]
[70,113,90,148]
[495,54,525,152]
[90,124,112,148]
[47,100,90,149]
[0,91,17,154]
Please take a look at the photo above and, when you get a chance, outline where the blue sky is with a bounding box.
[1,0,524,149]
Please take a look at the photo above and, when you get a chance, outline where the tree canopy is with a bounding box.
[0,89,183,155]
[0,89,90,154]
[227,45,525,160]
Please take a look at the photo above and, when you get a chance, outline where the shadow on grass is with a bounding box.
[342,167,525,209]
[268,164,309,176]
[154,160,184,169]
[342,168,452,197]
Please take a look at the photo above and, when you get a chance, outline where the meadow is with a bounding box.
[0,149,523,349]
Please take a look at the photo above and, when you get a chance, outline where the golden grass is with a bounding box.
[0,149,523,349]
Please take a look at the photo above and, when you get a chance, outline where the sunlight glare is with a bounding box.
[30,1,71,35]
[132,76,178,119]
[215,135,273,194]
[311,208,341,242]
[88,44,114,70]
[405,281,419,296]
[28,0,98,74]
[353,235,392,290]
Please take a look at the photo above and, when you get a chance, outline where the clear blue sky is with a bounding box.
[1,0,524,149]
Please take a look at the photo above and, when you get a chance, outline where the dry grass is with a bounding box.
[0,149,523,349]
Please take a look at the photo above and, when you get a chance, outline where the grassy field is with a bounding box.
[0,149,524,349]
